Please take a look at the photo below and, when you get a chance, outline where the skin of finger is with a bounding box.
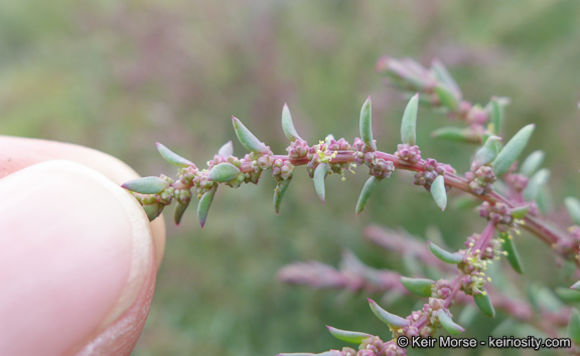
[0,160,155,355]
[0,135,165,268]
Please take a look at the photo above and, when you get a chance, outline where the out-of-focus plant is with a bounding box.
[122,57,580,355]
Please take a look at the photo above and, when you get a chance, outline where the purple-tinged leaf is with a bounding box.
[217,141,234,157]
[174,199,191,225]
[143,203,163,221]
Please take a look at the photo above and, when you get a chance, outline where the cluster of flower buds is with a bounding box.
[478,201,517,232]
[414,158,445,190]
[394,144,421,163]
[466,164,496,195]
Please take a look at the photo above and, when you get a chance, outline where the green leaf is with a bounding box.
[208,162,241,182]
[519,150,545,177]
[217,141,234,157]
[326,325,371,344]
[571,281,580,291]
[313,163,330,203]
[510,205,530,219]
[359,97,375,149]
[143,203,163,221]
[368,298,409,328]
[273,178,292,215]
[429,242,463,264]
[197,186,217,228]
[430,175,447,211]
[431,126,480,144]
[281,103,302,142]
[400,277,433,297]
[232,116,267,153]
[569,310,580,344]
[400,93,419,145]
[489,99,503,135]
[436,310,465,335]
[122,176,168,194]
[355,176,378,215]
[432,60,461,98]
[156,142,194,167]
[556,288,580,303]
[523,169,550,202]
[434,85,459,111]
[500,232,523,274]
[473,136,502,167]
[491,124,535,177]
[174,199,191,225]
[474,291,496,318]
[565,197,580,225]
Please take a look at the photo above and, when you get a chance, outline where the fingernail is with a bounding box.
[0,160,153,355]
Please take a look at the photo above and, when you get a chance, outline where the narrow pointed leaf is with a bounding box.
[436,310,465,335]
[356,176,378,215]
[208,162,241,182]
[156,142,194,167]
[432,60,461,97]
[565,197,580,226]
[281,104,302,142]
[556,288,580,303]
[501,233,523,273]
[313,164,329,202]
[569,310,580,344]
[430,175,447,211]
[474,291,496,318]
[274,178,292,215]
[359,97,375,149]
[326,325,371,344]
[217,141,234,157]
[489,99,503,135]
[368,298,409,328]
[197,186,217,228]
[174,199,191,225]
[122,176,168,194]
[434,85,459,111]
[510,205,530,219]
[400,94,419,145]
[473,136,502,166]
[520,150,545,177]
[429,242,463,264]
[431,127,479,143]
[232,116,267,152]
[523,169,550,202]
[400,277,433,297]
[571,281,580,291]
[492,124,535,177]
[143,203,163,221]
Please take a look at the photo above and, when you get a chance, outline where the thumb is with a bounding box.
[0,160,158,355]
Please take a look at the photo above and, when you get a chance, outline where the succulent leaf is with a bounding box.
[436,310,465,335]
[400,93,419,145]
[359,97,375,149]
[313,163,330,202]
[474,290,496,318]
[492,124,535,177]
[282,104,303,142]
[400,277,433,297]
[368,298,409,328]
[355,176,378,215]
[326,325,371,344]
[430,175,447,211]
[274,178,292,215]
[197,186,217,228]
[122,176,168,194]
[208,162,241,182]
[429,242,463,264]
[156,142,194,167]
[232,116,267,152]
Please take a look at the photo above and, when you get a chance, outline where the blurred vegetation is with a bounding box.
[2,1,580,355]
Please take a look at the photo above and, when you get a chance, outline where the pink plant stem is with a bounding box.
[278,150,575,266]
[473,221,496,253]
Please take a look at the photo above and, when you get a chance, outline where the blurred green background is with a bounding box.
[2,1,580,355]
